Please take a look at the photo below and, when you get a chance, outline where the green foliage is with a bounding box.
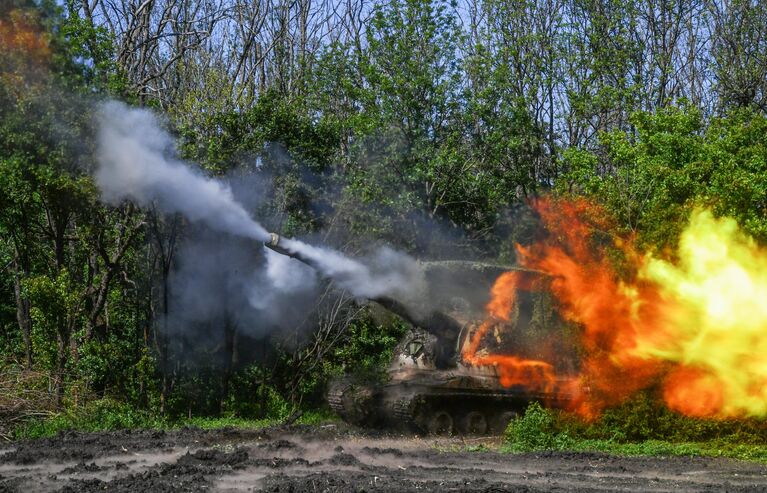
[159,364,284,420]
[505,402,573,451]
[328,0,503,243]
[703,109,767,242]
[178,88,340,175]
[5,0,767,447]
[504,396,767,460]
[328,316,408,381]
[178,416,278,431]
[23,271,80,374]
[15,406,339,440]
[180,409,337,429]
[589,393,767,444]
[57,1,125,92]
[293,409,340,426]
[557,438,767,462]
[261,314,408,411]
[363,0,463,139]
[562,105,704,248]
[563,105,767,249]
[222,373,291,420]
[15,398,166,439]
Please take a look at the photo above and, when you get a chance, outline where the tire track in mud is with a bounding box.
[0,425,766,492]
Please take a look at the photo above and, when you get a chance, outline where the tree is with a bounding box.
[562,105,767,248]
[709,0,767,112]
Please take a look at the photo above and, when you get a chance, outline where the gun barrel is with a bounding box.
[265,232,331,276]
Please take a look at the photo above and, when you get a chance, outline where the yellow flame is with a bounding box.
[638,209,767,416]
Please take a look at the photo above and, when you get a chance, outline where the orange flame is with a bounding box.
[462,269,580,400]
[486,271,519,321]
[463,196,767,420]
[663,367,724,418]
[463,324,561,393]
[0,10,50,60]
[516,197,664,417]
[0,9,51,88]
[463,272,519,358]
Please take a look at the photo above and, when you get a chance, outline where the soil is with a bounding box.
[1,424,766,492]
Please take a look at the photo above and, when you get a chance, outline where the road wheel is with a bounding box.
[461,411,488,435]
[327,378,373,425]
[492,410,519,434]
[427,410,453,436]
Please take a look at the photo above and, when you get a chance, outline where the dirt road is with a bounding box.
[1,424,766,492]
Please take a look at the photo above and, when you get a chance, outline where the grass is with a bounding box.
[14,396,767,464]
[14,399,167,439]
[179,409,339,430]
[500,436,767,462]
[500,401,767,463]
[12,399,339,440]
[579,439,767,461]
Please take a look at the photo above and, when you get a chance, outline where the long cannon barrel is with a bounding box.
[264,233,462,366]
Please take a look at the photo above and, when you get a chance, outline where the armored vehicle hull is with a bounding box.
[328,325,580,435]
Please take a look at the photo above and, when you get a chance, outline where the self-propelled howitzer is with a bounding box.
[264,233,581,435]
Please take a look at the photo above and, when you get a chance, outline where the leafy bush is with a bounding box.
[505,402,573,451]
[328,316,408,381]
[503,395,767,456]
[594,392,664,441]
[15,398,166,439]
[563,106,767,249]
[585,392,767,444]
[216,366,293,420]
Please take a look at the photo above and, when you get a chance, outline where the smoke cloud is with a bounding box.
[96,100,270,242]
[280,238,421,300]
[93,100,423,321]
[166,229,319,348]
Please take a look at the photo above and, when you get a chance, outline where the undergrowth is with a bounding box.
[12,398,338,440]
[503,397,767,462]
[16,390,767,465]
[13,399,166,439]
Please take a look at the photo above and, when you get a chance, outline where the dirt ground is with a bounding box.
[1,424,766,492]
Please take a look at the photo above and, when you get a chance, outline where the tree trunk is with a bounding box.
[12,255,32,369]
[220,317,237,416]
[55,328,70,408]
[159,273,170,415]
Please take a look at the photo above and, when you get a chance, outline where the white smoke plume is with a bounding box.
[247,248,318,311]
[280,238,422,300]
[94,100,422,304]
[95,100,270,242]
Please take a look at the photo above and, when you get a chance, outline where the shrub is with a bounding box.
[14,398,166,439]
[505,402,573,451]
[585,392,767,444]
[594,392,661,442]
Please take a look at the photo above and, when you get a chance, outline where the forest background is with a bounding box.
[2,0,767,441]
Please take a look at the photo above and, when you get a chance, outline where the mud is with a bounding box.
[1,424,766,492]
